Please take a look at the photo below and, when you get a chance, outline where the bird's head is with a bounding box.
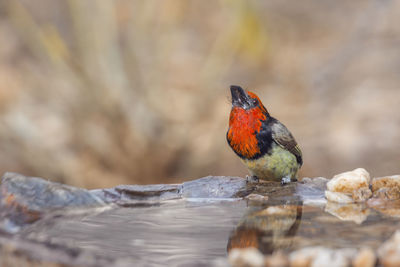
[227,85,269,159]
[230,85,268,114]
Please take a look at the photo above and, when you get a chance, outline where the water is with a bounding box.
[18,196,400,266]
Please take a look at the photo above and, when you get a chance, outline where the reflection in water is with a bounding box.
[325,201,369,224]
[227,196,303,254]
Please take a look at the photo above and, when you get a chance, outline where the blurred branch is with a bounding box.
[6,1,68,66]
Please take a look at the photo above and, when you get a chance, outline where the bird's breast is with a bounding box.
[241,143,300,181]
[227,107,267,159]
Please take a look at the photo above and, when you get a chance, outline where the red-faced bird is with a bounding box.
[227,85,302,184]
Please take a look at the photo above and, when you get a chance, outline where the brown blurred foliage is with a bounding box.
[0,0,399,188]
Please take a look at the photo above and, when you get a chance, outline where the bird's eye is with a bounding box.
[252,99,258,105]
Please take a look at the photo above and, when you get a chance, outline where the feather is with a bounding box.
[270,119,303,166]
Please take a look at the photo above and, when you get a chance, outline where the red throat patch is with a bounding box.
[227,106,267,158]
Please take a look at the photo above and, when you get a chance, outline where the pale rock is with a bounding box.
[352,248,376,267]
[264,251,289,267]
[378,230,400,267]
[311,248,354,267]
[371,175,400,200]
[228,247,265,267]
[325,191,353,204]
[289,246,318,267]
[325,168,372,203]
[372,188,400,200]
[327,168,370,193]
[352,187,372,202]
[372,175,400,191]
[289,247,355,267]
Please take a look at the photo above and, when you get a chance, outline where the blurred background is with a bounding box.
[0,0,399,188]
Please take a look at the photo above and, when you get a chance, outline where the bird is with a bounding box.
[226,85,302,184]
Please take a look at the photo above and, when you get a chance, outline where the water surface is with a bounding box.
[19,197,400,266]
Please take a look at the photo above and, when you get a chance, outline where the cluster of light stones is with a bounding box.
[325,168,400,203]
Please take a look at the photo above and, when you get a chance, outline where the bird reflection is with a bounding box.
[227,196,303,254]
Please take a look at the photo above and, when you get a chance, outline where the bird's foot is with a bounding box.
[281,176,292,185]
[246,175,259,183]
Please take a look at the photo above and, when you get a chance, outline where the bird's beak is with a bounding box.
[230,85,251,109]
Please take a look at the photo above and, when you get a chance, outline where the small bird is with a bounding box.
[226,85,302,184]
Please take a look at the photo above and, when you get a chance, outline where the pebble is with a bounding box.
[264,251,289,267]
[289,247,355,267]
[352,248,376,267]
[325,191,354,204]
[371,175,400,200]
[378,230,400,267]
[351,187,372,202]
[325,168,372,203]
[327,168,370,193]
[228,248,265,267]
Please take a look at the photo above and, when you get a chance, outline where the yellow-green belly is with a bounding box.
[241,143,300,182]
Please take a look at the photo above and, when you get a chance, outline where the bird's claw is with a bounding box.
[281,176,291,185]
[246,175,259,183]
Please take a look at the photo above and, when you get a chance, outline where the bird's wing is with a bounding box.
[271,121,303,166]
